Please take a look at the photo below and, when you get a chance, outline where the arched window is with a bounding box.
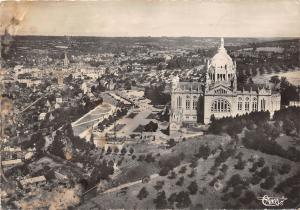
[261,98,266,111]
[192,96,197,110]
[252,97,257,111]
[177,96,182,109]
[211,98,231,112]
[238,97,243,111]
[186,96,190,109]
[245,97,250,111]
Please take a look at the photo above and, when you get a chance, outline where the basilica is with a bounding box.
[170,38,281,134]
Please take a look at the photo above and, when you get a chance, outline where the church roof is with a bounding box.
[210,38,233,68]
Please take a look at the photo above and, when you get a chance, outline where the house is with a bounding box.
[19,176,46,189]
[1,159,23,168]
[38,113,47,121]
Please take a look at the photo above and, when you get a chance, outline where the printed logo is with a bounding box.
[257,195,287,207]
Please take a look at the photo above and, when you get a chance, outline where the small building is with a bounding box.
[289,101,300,107]
[1,159,23,168]
[38,113,47,121]
[19,176,46,189]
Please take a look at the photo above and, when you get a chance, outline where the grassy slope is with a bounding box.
[84,135,299,209]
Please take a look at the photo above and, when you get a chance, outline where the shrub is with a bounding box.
[188,170,195,178]
[129,147,134,154]
[159,167,170,176]
[137,187,148,200]
[209,177,218,186]
[239,190,256,204]
[260,175,276,190]
[137,154,145,161]
[258,166,270,178]
[249,162,258,172]
[231,185,243,198]
[145,153,155,163]
[215,149,235,167]
[208,166,218,175]
[132,155,136,160]
[166,139,176,148]
[188,181,198,195]
[179,166,187,174]
[114,147,119,153]
[195,145,211,160]
[159,155,181,170]
[221,193,231,201]
[279,163,291,175]
[168,170,177,179]
[221,164,229,173]
[257,157,265,167]
[179,152,185,161]
[153,181,164,191]
[217,172,225,180]
[227,174,242,187]
[176,176,184,186]
[121,147,127,155]
[250,173,262,185]
[189,159,198,168]
[235,152,244,160]
[175,191,191,208]
[117,159,123,166]
[153,191,167,209]
[234,159,246,170]
[106,146,112,155]
[199,187,207,195]
[168,192,177,206]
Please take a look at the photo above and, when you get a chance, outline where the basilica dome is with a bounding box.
[210,38,233,69]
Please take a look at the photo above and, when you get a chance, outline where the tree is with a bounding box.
[260,175,276,189]
[251,173,262,185]
[153,191,168,209]
[279,163,291,175]
[269,75,280,85]
[48,135,65,159]
[168,193,177,206]
[258,166,270,178]
[114,147,119,154]
[227,174,242,187]
[257,157,265,167]
[239,190,256,204]
[168,170,176,179]
[145,153,155,163]
[166,139,176,148]
[153,181,164,191]
[195,144,210,160]
[137,187,148,200]
[188,181,198,195]
[196,95,204,123]
[129,147,134,154]
[144,121,158,132]
[159,167,170,176]
[234,159,246,170]
[106,146,112,155]
[121,147,127,155]
[176,176,184,186]
[175,191,191,208]
[179,166,187,174]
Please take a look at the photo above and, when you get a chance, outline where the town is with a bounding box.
[1,34,300,209]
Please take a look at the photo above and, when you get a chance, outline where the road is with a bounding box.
[101,173,159,195]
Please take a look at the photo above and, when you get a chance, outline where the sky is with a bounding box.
[1,0,300,37]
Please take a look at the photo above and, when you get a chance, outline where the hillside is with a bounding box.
[78,133,299,209]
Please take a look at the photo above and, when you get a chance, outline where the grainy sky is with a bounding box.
[1,0,300,37]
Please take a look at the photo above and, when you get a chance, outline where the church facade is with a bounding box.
[170,38,281,133]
